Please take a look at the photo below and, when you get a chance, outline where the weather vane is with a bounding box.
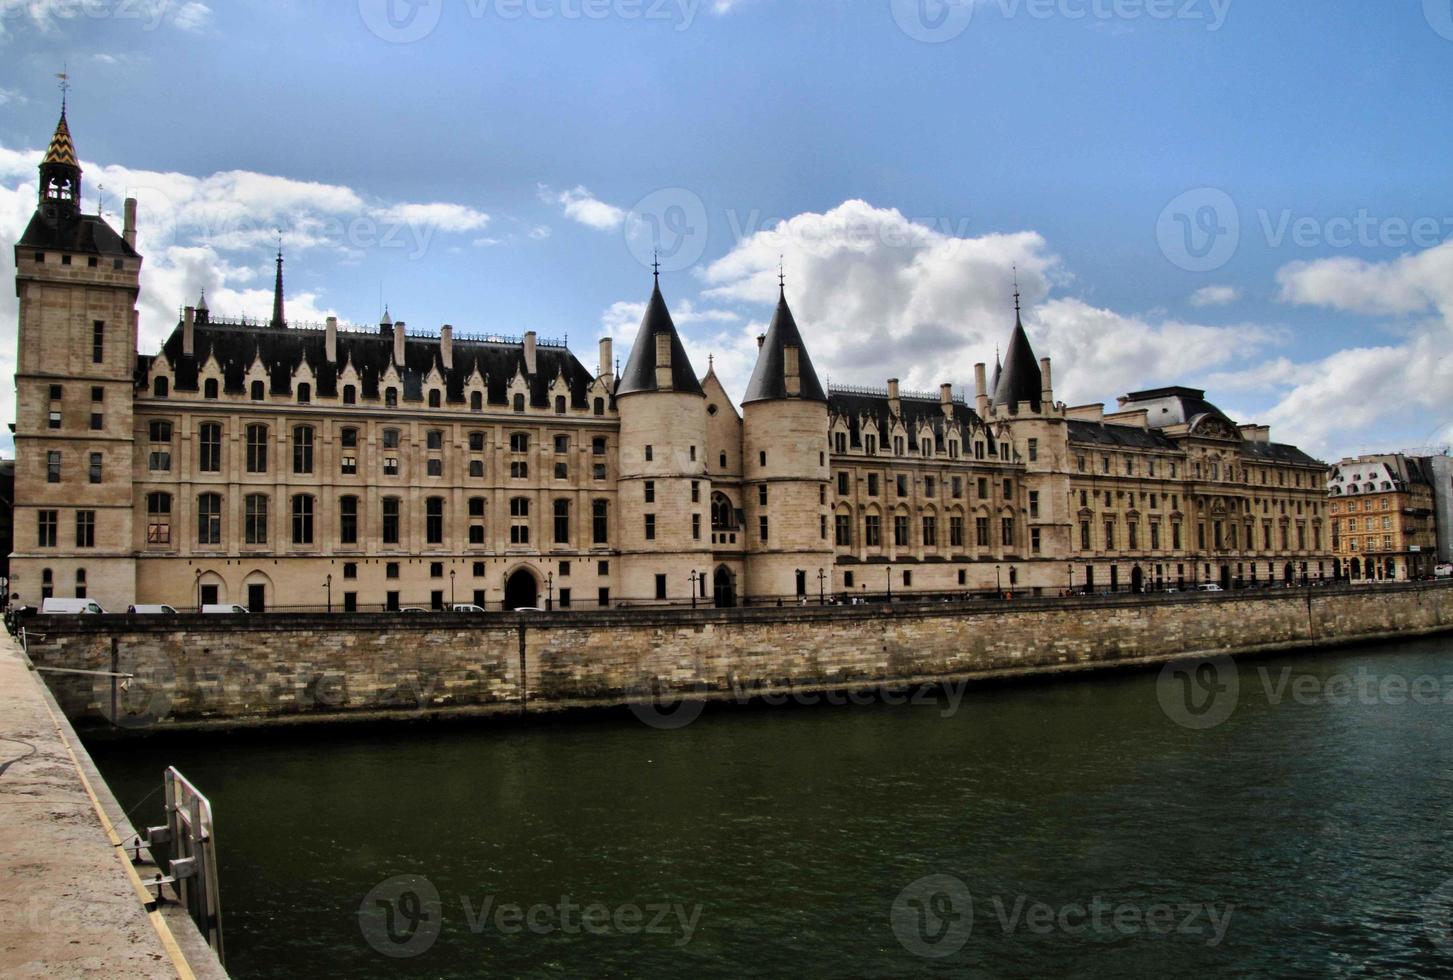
[778,254,785,289]
[56,65,69,110]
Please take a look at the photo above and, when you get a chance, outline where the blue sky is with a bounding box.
[3,0,1453,459]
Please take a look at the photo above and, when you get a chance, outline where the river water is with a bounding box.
[90,636,1453,978]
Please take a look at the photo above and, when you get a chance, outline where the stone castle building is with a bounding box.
[10,110,1334,612]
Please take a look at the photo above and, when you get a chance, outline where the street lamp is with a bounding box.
[886,565,892,603]
[689,569,699,609]
[449,569,456,607]
[1067,562,1073,596]
[325,573,332,614]
[546,571,554,612]
[995,565,1002,597]
[194,568,202,613]
[817,568,827,606]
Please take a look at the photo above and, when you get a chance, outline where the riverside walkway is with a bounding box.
[0,632,224,978]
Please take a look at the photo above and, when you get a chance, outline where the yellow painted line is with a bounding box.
[33,685,199,980]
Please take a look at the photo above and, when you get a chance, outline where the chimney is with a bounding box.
[393,320,406,366]
[1040,357,1053,407]
[974,363,988,416]
[598,337,613,378]
[940,383,953,405]
[183,306,195,356]
[757,334,766,349]
[123,198,137,250]
[654,333,673,389]
[523,331,537,375]
[440,324,453,370]
[887,378,900,400]
[325,316,337,362]
[784,345,801,397]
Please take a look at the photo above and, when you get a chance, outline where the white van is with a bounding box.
[201,604,250,615]
[41,598,107,615]
[127,604,179,615]
[448,603,488,614]
[1195,583,1224,593]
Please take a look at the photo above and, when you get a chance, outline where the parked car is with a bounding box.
[127,604,179,615]
[1195,584,1224,593]
[201,604,249,614]
[398,606,429,614]
[1436,563,1453,579]
[513,606,546,613]
[448,603,488,613]
[41,598,107,615]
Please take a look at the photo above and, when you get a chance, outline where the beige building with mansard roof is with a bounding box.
[9,109,1333,612]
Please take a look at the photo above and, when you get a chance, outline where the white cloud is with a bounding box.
[546,185,625,231]
[698,199,1270,406]
[375,201,490,233]
[0,138,510,436]
[1190,284,1240,307]
[1276,242,1453,318]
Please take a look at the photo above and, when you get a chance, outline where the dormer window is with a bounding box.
[385,387,398,407]
[297,382,311,404]
[204,378,219,399]
[513,393,526,413]
[251,380,265,401]
[428,389,441,408]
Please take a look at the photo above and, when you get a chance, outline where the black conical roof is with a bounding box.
[741,289,827,404]
[991,313,1042,412]
[616,280,704,397]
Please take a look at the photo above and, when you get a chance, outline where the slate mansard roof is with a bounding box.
[827,387,1000,456]
[138,316,598,409]
[17,210,138,259]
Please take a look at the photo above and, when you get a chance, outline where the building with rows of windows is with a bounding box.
[1327,454,1444,581]
[10,109,1335,612]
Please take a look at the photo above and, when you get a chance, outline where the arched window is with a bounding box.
[197,492,222,545]
[245,494,268,545]
[426,497,446,544]
[291,494,314,545]
[74,569,86,599]
[593,397,604,416]
[153,376,169,398]
[292,425,314,474]
[428,389,441,408]
[204,378,219,399]
[198,423,222,473]
[385,387,398,408]
[297,382,311,404]
[592,499,609,544]
[555,396,567,414]
[148,420,172,442]
[513,393,526,413]
[250,380,265,401]
[245,424,268,473]
[41,568,53,600]
[711,492,738,531]
[470,391,483,411]
[343,384,357,405]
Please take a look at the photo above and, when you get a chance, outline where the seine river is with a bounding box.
[91,636,1453,978]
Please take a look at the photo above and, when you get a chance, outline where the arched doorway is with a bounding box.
[1283,562,1294,585]
[714,566,736,608]
[1131,566,1144,594]
[1219,566,1232,591]
[505,568,538,610]
[1350,557,1361,580]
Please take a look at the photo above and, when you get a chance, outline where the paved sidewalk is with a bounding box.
[0,631,191,978]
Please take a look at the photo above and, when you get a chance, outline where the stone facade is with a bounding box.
[11,109,1333,612]
[1328,453,1442,580]
[26,582,1453,731]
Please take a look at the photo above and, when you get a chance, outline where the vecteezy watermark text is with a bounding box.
[358,0,701,43]
[891,0,1231,44]
[891,874,1234,958]
[358,875,703,957]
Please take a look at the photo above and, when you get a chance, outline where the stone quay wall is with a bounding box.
[23,581,1453,733]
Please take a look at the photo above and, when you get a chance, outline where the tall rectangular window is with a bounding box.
[292,494,315,545]
[147,493,172,545]
[592,500,609,544]
[246,424,268,473]
[510,497,530,544]
[37,510,57,548]
[553,499,570,544]
[340,495,358,545]
[245,494,268,545]
[75,511,95,548]
[47,451,61,483]
[199,423,222,473]
[292,426,314,474]
[92,321,104,364]
[382,497,401,545]
[198,493,222,545]
[426,497,445,545]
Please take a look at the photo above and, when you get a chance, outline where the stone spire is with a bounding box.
[270,242,285,329]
